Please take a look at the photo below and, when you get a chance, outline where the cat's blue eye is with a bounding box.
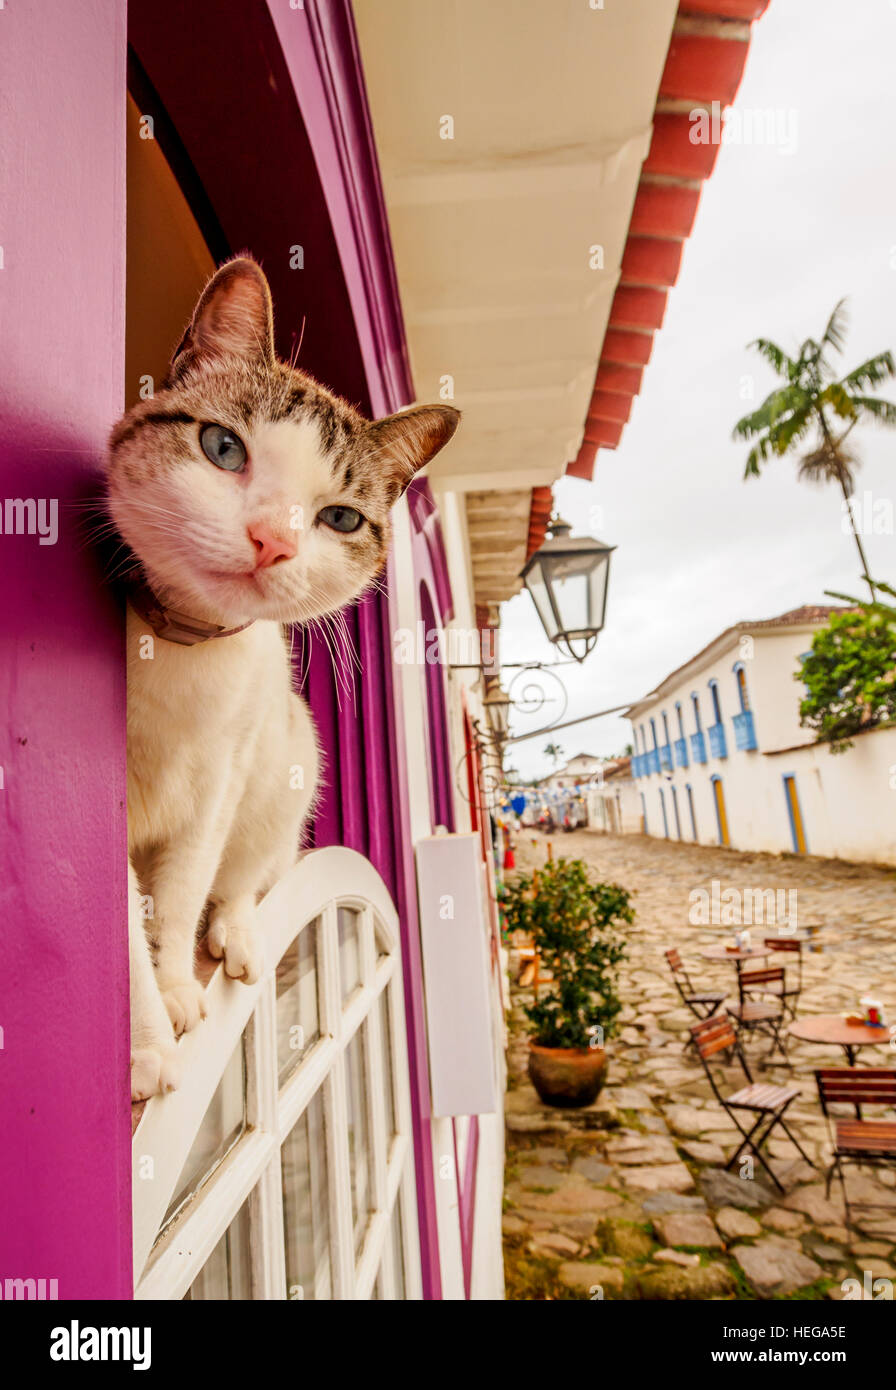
[318,505,364,534]
[199,423,247,472]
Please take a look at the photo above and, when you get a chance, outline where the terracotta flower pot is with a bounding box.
[527,1040,608,1108]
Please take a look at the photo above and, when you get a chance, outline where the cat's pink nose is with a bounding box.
[248,523,297,569]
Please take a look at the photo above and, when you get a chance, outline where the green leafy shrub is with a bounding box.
[797,589,896,752]
[503,857,631,1049]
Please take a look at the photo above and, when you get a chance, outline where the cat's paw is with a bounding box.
[207,916,262,985]
[161,980,208,1036]
[131,1044,181,1101]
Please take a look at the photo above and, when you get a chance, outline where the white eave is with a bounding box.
[354,0,679,601]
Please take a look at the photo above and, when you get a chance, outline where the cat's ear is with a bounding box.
[365,405,460,500]
[171,257,275,371]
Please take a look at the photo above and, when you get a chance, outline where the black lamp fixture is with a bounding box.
[519,516,615,663]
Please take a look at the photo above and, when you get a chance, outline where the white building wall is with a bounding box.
[767,727,896,865]
[745,630,817,753]
[628,626,896,866]
[587,779,643,834]
[431,490,507,1301]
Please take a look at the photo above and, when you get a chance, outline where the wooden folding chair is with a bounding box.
[727,965,789,1062]
[691,1015,812,1192]
[665,948,727,1024]
[815,1068,896,1239]
[758,937,803,1020]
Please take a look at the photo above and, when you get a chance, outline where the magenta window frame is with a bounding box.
[0,3,132,1297]
[1,0,463,1300]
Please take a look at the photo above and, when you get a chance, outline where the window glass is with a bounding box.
[390,1200,406,1299]
[165,1038,245,1226]
[183,1198,252,1300]
[276,921,321,1082]
[379,987,397,1146]
[338,906,361,1001]
[345,1027,373,1253]
[282,1088,331,1300]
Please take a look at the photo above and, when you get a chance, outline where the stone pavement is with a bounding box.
[502,829,896,1301]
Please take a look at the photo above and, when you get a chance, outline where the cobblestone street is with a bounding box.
[503,829,896,1300]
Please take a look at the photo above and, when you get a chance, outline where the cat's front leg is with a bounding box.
[129,861,181,1101]
[148,796,233,1035]
[207,891,263,984]
[207,719,313,983]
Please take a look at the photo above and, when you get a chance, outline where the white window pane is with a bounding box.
[338,906,361,1001]
[276,921,320,1083]
[183,1198,251,1300]
[380,987,396,1145]
[282,1089,331,1301]
[390,1200,406,1299]
[165,1039,245,1225]
[551,568,588,633]
[345,1028,372,1253]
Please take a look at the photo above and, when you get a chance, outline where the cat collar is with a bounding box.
[128,578,255,646]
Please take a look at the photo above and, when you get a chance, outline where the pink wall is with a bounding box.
[0,3,131,1296]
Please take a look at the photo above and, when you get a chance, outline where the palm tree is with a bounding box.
[543,742,564,768]
[733,300,896,600]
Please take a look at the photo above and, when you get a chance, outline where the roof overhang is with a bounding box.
[354,0,770,608]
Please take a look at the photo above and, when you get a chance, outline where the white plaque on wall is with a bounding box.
[415,833,498,1117]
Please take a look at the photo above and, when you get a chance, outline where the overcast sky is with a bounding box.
[501,0,896,780]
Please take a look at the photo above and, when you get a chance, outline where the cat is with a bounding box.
[106,257,459,1101]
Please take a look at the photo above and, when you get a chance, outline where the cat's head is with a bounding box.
[106,257,459,626]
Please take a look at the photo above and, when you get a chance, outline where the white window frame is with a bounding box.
[132,846,421,1300]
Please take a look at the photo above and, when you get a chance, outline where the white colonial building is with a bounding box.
[627,606,896,867]
[585,756,644,834]
[544,752,607,789]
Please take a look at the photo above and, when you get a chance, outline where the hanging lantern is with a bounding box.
[520,517,615,662]
[482,681,512,740]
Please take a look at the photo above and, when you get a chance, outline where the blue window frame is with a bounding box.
[782,773,808,854]
[685,783,698,840]
[670,785,682,840]
[733,662,751,713]
[709,678,723,725]
[708,721,728,759]
[707,680,727,759]
[710,773,730,847]
[796,651,813,696]
[732,711,757,751]
[731,662,758,751]
[658,787,669,839]
[658,711,673,770]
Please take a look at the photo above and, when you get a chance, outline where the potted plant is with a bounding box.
[503,857,632,1107]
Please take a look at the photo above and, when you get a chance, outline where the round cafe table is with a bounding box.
[787,1013,891,1066]
[700,945,769,964]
